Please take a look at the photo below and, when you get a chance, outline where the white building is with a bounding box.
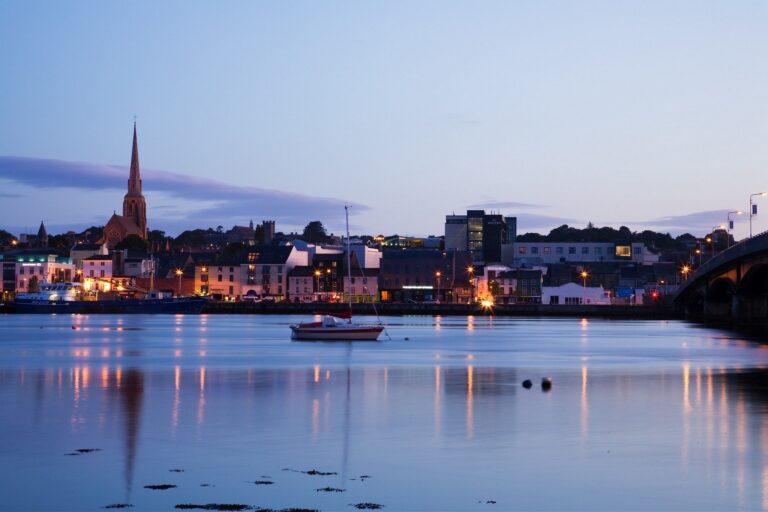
[13,253,76,292]
[542,282,611,305]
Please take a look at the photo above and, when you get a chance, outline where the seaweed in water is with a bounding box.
[351,504,384,510]
[304,469,337,476]
[175,505,252,511]
[102,505,133,509]
[253,480,274,485]
[144,484,177,490]
[316,487,345,493]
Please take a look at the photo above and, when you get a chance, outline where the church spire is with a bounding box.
[127,121,142,196]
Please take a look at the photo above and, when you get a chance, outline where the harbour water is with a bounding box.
[2,314,768,511]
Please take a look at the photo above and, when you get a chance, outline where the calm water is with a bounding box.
[2,314,768,511]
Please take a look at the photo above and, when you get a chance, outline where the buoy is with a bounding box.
[541,377,552,391]
[522,379,532,389]
[404,337,410,341]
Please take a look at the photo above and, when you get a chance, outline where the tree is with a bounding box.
[115,234,149,253]
[301,221,331,244]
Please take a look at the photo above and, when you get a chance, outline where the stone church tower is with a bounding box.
[122,122,147,239]
[102,122,149,249]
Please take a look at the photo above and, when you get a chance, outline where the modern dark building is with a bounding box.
[445,210,515,264]
[378,249,472,302]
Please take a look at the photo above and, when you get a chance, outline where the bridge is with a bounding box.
[674,230,768,328]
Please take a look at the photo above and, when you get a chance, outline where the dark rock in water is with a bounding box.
[316,487,345,493]
[102,505,133,509]
[64,452,80,456]
[522,380,533,389]
[144,484,177,490]
[76,448,101,453]
[541,377,552,391]
[253,480,274,485]
[486,500,497,504]
[358,475,371,481]
[169,469,185,473]
[351,504,384,510]
[304,469,337,476]
[174,505,251,511]
[280,509,319,512]
[200,484,213,487]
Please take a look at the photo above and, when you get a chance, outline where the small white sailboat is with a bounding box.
[290,206,385,341]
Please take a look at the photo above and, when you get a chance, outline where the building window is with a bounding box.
[100,270,105,277]
[634,246,643,255]
[556,247,564,255]
[229,274,234,282]
[518,247,527,255]
[615,246,631,257]
[582,247,589,255]
[568,247,576,255]
[595,247,602,255]
[218,275,222,282]
[531,247,539,255]
[543,247,551,255]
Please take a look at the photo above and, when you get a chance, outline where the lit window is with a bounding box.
[615,246,631,257]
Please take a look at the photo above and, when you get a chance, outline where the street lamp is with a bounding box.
[467,266,474,304]
[726,211,743,247]
[750,192,768,238]
[435,271,441,304]
[175,268,183,297]
[681,265,691,281]
[314,270,321,302]
[580,270,588,304]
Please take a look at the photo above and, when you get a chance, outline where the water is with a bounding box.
[2,314,768,511]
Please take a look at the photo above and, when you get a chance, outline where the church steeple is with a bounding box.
[127,121,142,197]
[123,121,147,239]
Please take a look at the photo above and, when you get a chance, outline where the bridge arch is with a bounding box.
[739,263,768,296]
[707,277,736,303]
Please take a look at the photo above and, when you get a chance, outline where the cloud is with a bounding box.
[0,192,22,198]
[0,156,369,231]
[466,200,548,210]
[631,210,736,234]
[513,213,582,231]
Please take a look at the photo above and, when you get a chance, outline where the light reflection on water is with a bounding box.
[2,315,768,510]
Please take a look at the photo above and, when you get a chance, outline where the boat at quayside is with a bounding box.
[14,281,207,314]
[289,206,385,341]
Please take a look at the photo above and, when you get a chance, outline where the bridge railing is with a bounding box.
[675,230,768,300]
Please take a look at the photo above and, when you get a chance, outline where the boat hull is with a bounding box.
[290,324,384,341]
[13,297,207,314]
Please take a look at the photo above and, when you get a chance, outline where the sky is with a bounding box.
[1,1,768,239]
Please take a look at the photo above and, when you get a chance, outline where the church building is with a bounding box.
[102,123,148,249]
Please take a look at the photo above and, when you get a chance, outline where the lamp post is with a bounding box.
[175,268,183,297]
[750,192,768,238]
[314,270,321,302]
[681,265,690,282]
[435,271,441,303]
[726,211,743,247]
[467,266,474,304]
[580,270,588,304]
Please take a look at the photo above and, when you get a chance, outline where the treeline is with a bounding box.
[517,223,697,251]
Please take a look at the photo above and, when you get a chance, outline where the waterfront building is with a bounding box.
[2,251,75,293]
[444,210,516,263]
[343,267,379,303]
[378,249,471,303]
[504,241,658,267]
[287,266,316,302]
[70,242,108,269]
[542,282,611,305]
[473,265,543,304]
[194,260,244,299]
[102,123,148,249]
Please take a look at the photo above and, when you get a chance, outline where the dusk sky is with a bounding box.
[2,1,768,238]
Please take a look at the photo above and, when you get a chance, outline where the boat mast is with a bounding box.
[345,204,352,322]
